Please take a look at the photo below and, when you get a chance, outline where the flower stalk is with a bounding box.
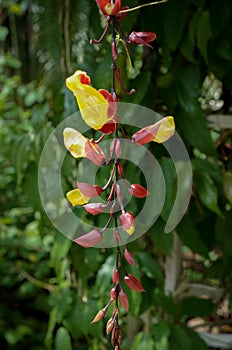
[63,0,174,348]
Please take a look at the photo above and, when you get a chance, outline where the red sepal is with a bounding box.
[128,184,149,198]
[128,31,156,48]
[124,248,136,266]
[132,123,160,145]
[74,229,102,248]
[119,289,129,311]
[85,140,106,165]
[124,274,145,292]
[83,202,106,215]
[76,182,102,198]
[112,267,120,284]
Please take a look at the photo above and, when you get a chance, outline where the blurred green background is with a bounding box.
[1,0,232,349]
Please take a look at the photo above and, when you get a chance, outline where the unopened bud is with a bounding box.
[110,286,117,300]
[112,267,120,284]
[91,309,105,323]
[124,248,136,266]
[119,289,129,312]
[106,318,114,335]
[124,274,145,292]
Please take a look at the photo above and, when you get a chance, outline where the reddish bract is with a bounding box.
[83,202,106,215]
[128,183,149,198]
[73,229,102,248]
[120,212,135,235]
[119,289,129,311]
[76,182,102,198]
[85,140,106,165]
[132,123,160,145]
[124,248,136,266]
[124,274,145,292]
[128,31,156,48]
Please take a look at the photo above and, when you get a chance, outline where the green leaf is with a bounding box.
[177,216,209,257]
[181,297,214,317]
[169,324,193,350]
[195,172,223,216]
[215,211,232,258]
[153,289,178,318]
[164,0,190,51]
[152,322,171,350]
[223,172,232,205]
[196,11,212,63]
[130,333,155,350]
[138,252,164,284]
[0,26,9,42]
[55,327,72,350]
[150,219,174,256]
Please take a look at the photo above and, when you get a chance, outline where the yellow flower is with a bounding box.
[66,189,90,206]
[66,70,113,131]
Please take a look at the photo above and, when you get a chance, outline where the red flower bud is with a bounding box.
[128,31,156,48]
[117,6,129,21]
[128,184,149,198]
[118,163,124,179]
[119,289,129,311]
[85,140,106,165]
[120,212,135,235]
[110,286,117,300]
[124,274,145,292]
[76,182,102,198]
[110,139,121,158]
[124,248,136,266]
[73,229,102,248]
[83,202,107,215]
[99,120,116,134]
[91,309,105,323]
[112,267,120,284]
[112,40,118,61]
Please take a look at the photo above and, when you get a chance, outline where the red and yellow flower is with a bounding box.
[132,116,175,145]
[66,70,116,134]
[63,127,106,166]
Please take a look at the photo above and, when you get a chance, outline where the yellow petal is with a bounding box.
[153,116,175,143]
[126,225,135,236]
[66,189,90,206]
[66,70,109,130]
[63,127,87,158]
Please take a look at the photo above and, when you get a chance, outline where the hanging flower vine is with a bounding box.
[63,0,174,348]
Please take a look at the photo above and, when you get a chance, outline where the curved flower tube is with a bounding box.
[66,70,116,133]
[132,116,175,145]
[63,127,106,166]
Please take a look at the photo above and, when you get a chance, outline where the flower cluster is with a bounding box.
[64,1,175,349]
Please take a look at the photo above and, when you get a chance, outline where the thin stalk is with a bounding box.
[119,0,168,14]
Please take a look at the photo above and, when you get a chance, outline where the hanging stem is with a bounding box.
[119,0,168,13]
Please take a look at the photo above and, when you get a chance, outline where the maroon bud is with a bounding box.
[128,184,149,198]
[112,40,118,61]
[73,229,102,248]
[128,31,156,48]
[85,140,106,165]
[77,182,102,198]
[124,274,145,292]
[119,289,129,311]
[118,163,124,178]
[112,267,120,284]
[124,248,136,266]
[110,139,121,158]
[110,287,117,300]
[83,202,106,215]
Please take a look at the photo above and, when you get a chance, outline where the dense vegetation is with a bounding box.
[0,0,232,349]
